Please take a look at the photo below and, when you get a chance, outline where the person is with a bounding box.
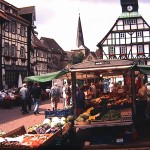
[26,82,32,111]
[50,83,60,111]
[65,81,72,108]
[90,82,96,98]
[31,82,41,115]
[109,82,114,93]
[76,86,85,116]
[136,80,147,124]
[62,82,66,109]
[46,85,51,99]
[19,83,28,114]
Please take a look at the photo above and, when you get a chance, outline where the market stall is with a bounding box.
[66,59,138,145]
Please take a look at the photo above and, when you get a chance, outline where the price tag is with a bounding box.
[116,138,123,143]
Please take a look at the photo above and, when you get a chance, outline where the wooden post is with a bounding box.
[71,72,77,118]
[130,67,136,119]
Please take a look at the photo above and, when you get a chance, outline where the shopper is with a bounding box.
[76,86,85,116]
[109,82,114,93]
[19,83,28,114]
[50,83,60,111]
[26,82,32,111]
[65,81,72,108]
[31,82,41,115]
[136,80,147,125]
[62,82,66,109]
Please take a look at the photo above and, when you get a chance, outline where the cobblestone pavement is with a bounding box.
[0,99,63,133]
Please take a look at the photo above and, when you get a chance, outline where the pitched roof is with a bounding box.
[33,35,48,51]
[18,6,36,21]
[40,37,64,53]
[69,59,134,72]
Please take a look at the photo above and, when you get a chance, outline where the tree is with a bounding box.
[72,51,84,64]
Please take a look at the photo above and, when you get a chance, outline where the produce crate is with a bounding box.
[2,126,26,138]
[45,108,73,118]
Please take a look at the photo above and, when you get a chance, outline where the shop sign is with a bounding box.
[95,60,110,65]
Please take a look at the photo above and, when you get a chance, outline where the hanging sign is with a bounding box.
[95,60,110,65]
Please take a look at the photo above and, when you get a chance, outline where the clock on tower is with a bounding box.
[120,0,139,13]
[127,5,133,12]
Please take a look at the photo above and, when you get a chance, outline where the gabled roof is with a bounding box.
[19,6,36,21]
[33,35,48,51]
[83,52,97,61]
[40,37,64,53]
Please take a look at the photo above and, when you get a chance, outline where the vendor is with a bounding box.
[76,86,85,116]
[136,79,147,125]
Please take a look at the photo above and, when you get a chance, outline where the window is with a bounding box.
[11,45,16,57]
[130,19,136,24]
[120,33,125,38]
[124,19,130,25]
[5,22,9,31]
[124,19,136,25]
[138,45,143,53]
[12,22,17,33]
[20,46,25,58]
[4,43,9,55]
[109,46,115,55]
[120,47,126,54]
[20,25,26,36]
[137,31,142,37]
[87,56,92,61]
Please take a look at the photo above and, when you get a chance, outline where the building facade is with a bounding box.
[97,0,150,65]
[0,0,30,89]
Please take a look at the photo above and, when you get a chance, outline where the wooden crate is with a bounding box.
[2,126,26,138]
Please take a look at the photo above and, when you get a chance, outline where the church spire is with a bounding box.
[76,13,84,48]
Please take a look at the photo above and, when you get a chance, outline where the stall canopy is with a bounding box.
[24,70,68,82]
[132,64,150,75]
[69,59,134,72]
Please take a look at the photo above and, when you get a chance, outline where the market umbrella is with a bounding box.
[24,70,68,82]
[18,74,23,88]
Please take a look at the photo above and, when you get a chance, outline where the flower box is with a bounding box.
[21,58,26,62]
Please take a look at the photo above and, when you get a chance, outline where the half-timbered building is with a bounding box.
[0,0,30,89]
[97,0,150,65]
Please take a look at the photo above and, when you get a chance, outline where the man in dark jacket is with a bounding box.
[31,82,41,115]
[76,86,85,116]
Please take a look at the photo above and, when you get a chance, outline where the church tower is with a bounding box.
[76,14,84,48]
[71,13,90,57]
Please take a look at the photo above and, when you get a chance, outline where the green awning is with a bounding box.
[24,70,68,82]
[132,65,150,75]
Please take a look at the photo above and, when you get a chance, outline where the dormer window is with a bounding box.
[87,56,92,61]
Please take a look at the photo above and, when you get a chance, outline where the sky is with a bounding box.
[5,0,150,52]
